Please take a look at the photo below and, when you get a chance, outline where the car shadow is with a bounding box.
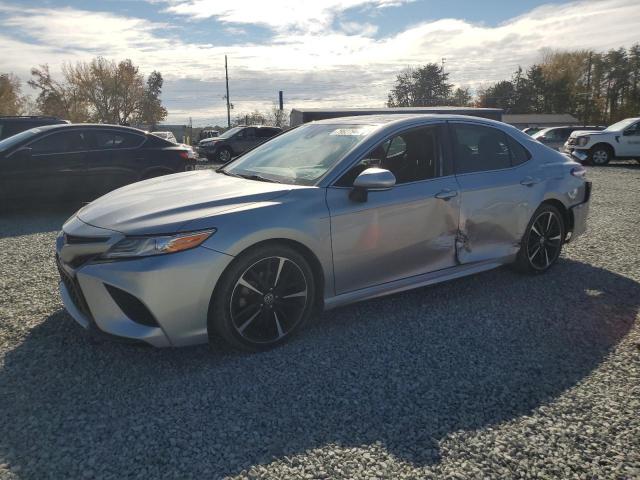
[1,259,638,478]
[0,203,81,238]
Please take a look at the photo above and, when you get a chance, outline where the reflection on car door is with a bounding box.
[326,124,460,294]
[6,129,88,200]
[449,122,543,264]
[85,129,146,196]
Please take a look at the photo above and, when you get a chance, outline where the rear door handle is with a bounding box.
[435,189,458,200]
[520,177,540,186]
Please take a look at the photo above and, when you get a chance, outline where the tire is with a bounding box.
[513,204,565,274]
[209,244,317,352]
[589,145,611,165]
[217,147,232,164]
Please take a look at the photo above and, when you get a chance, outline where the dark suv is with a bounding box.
[0,124,196,204]
[197,125,282,163]
[0,116,69,140]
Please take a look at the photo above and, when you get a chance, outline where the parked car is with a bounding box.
[56,114,590,351]
[0,115,68,140]
[150,130,197,159]
[198,128,220,141]
[197,125,282,163]
[564,117,640,165]
[532,125,605,151]
[151,131,178,143]
[522,127,543,135]
[0,124,196,203]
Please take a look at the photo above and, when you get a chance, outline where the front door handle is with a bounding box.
[435,189,458,200]
[520,177,540,187]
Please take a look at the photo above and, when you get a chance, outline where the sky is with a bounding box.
[0,0,639,126]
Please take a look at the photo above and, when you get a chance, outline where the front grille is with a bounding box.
[56,256,92,320]
[65,234,109,245]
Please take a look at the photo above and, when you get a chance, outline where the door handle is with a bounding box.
[520,177,540,187]
[435,189,458,200]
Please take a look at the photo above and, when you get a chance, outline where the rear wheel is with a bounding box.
[589,145,611,165]
[514,204,565,274]
[209,244,316,351]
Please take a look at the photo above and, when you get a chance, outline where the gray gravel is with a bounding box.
[1,163,639,479]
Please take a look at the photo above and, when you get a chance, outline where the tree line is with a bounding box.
[387,43,640,125]
[0,57,167,127]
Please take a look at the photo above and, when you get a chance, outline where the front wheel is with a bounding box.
[589,146,611,165]
[209,244,316,351]
[217,147,232,164]
[514,204,565,274]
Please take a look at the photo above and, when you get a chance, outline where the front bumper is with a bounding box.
[58,246,234,347]
[568,181,591,241]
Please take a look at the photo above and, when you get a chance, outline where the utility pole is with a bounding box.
[278,90,284,127]
[225,55,231,129]
[584,52,593,126]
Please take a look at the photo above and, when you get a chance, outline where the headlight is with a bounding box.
[577,136,590,146]
[102,230,215,259]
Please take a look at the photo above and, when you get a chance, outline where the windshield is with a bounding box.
[605,118,638,131]
[219,127,244,139]
[531,128,551,139]
[0,127,42,151]
[222,123,378,185]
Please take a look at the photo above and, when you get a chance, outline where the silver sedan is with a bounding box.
[56,114,591,351]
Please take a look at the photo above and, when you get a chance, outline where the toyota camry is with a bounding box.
[56,114,591,351]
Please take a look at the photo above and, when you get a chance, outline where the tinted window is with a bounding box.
[93,130,144,149]
[506,135,530,166]
[625,122,640,136]
[337,126,442,186]
[30,131,87,154]
[256,128,278,139]
[243,128,256,139]
[451,124,511,174]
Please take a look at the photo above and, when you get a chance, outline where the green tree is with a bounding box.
[136,71,168,128]
[387,64,453,107]
[450,87,472,107]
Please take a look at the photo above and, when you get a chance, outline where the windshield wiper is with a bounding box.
[237,173,281,183]
[217,169,241,178]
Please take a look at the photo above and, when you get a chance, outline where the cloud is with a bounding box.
[0,0,639,125]
[159,0,411,33]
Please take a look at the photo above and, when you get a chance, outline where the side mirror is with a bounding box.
[10,147,32,160]
[350,168,396,202]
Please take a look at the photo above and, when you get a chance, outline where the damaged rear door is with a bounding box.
[448,121,544,264]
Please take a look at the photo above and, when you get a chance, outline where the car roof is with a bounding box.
[310,113,510,130]
[32,123,148,134]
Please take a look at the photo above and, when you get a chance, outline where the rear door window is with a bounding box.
[450,124,511,174]
[92,130,145,149]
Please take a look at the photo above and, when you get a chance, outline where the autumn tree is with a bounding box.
[0,73,26,115]
[29,57,167,125]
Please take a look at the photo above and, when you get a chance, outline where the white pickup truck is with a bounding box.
[564,117,640,165]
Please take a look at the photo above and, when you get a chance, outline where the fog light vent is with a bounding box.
[105,284,159,327]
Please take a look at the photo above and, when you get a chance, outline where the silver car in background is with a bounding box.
[56,114,591,351]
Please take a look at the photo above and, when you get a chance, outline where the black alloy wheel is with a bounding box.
[515,204,565,274]
[210,245,316,351]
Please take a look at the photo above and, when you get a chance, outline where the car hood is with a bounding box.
[570,130,605,138]
[199,137,223,145]
[76,170,293,235]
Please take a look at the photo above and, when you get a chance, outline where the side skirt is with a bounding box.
[323,256,513,311]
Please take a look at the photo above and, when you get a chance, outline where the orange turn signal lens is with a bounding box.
[161,230,215,253]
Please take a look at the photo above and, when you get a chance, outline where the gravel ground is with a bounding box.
[1,162,639,479]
